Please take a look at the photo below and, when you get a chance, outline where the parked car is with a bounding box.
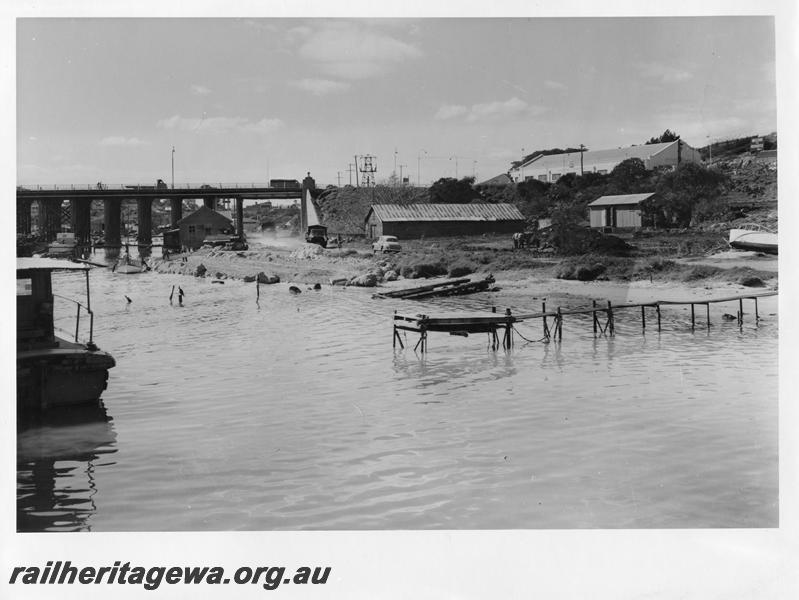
[372,235,401,254]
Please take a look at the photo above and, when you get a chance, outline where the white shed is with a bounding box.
[587,193,656,231]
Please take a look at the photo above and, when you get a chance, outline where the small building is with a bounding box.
[364,203,525,239]
[176,206,234,250]
[587,193,656,231]
[510,140,701,183]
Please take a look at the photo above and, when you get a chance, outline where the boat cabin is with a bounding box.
[17,258,91,351]
[17,258,116,411]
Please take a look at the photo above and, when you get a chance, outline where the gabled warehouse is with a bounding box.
[510,140,701,183]
[365,203,525,239]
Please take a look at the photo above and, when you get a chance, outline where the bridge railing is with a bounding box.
[17,182,302,192]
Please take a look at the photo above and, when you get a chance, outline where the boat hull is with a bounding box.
[729,229,778,254]
[17,344,116,412]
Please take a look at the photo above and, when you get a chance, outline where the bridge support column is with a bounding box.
[137,198,153,246]
[236,196,244,238]
[170,197,183,227]
[103,197,122,253]
[17,198,32,235]
[38,198,61,242]
[203,197,216,210]
[70,198,92,247]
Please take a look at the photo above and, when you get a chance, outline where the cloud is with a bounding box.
[190,84,212,96]
[434,104,469,120]
[544,80,567,91]
[99,136,148,147]
[294,22,422,80]
[289,78,350,96]
[240,118,285,135]
[156,115,284,135]
[638,62,694,83]
[435,97,546,123]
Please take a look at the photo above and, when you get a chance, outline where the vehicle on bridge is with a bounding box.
[270,179,301,189]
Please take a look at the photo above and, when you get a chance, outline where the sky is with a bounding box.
[16,16,778,188]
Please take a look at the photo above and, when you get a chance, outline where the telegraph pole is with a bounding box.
[417,150,427,186]
[171,146,175,189]
[579,144,585,176]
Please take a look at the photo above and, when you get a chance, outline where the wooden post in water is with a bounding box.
[690,303,695,330]
[607,300,614,336]
[593,300,598,337]
[542,301,549,340]
[556,307,563,341]
[754,297,759,322]
[641,305,646,332]
[706,303,711,330]
[656,304,661,332]
[738,298,744,326]
[504,308,513,349]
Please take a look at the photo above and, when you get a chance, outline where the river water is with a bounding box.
[17,267,778,531]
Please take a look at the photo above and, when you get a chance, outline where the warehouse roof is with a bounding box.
[366,203,525,223]
[177,205,233,226]
[587,193,656,207]
[476,173,513,186]
[520,141,681,171]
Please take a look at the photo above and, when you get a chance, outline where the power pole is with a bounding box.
[399,164,407,185]
[337,171,342,187]
[347,163,356,186]
[579,144,585,176]
[354,155,360,188]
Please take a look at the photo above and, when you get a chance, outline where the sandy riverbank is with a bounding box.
[147,237,778,309]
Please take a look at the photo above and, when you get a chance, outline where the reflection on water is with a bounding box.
[18,269,778,530]
[17,403,117,532]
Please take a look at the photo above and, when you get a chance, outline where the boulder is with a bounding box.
[383,270,398,282]
[348,273,379,287]
[256,272,280,284]
[194,263,207,277]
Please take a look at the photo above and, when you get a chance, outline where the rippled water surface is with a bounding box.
[17,268,778,530]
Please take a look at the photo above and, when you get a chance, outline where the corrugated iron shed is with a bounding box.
[368,203,524,223]
[587,193,656,207]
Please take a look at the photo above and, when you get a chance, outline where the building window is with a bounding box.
[598,170,607,175]
[205,226,212,234]
[188,225,196,233]
[538,174,548,182]
[551,173,561,181]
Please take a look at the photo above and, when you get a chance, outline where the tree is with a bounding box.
[646,129,680,145]
[429,177,480,204]
[642,162,728,227]
[610,158,648,193]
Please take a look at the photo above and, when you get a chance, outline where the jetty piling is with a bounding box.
[391,290,776,352]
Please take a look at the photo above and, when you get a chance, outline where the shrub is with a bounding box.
[681,265,721,281]
[412,262,448,278]
[739,275,765,287]
[448,264,476,278]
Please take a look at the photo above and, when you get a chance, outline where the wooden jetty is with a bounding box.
[374,275,495,300]
[393,290,777,352]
